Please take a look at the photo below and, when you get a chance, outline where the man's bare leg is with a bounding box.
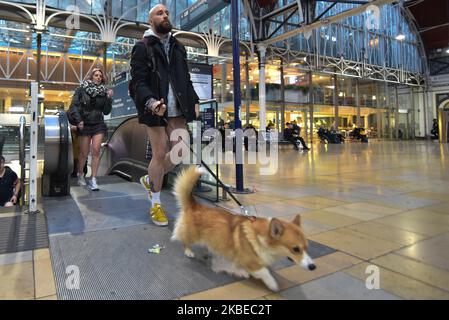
[143,117,187,226]
[144,126,170,226]
[145,117,187,191]
[145,126,168,194]
[163,116,187,173]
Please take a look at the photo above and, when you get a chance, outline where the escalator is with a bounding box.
[0,111,73,204]
[42,111,73,196]
[0,111,72,255]
[97,115,149,182]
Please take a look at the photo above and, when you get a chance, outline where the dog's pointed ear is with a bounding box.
[292,214,301,226]
[270,218,284,239]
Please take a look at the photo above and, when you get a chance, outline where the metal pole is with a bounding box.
[231,0,244,191]
[221,62,227,104]
[308,71,314,142]
[410,87,416,139]
[19,116,26,206]
[245,54,250,126]
[423,89,429,139]
[376,82,382,138]
[29,82,39,214]
[385,83,391,139]
[333,74,339,130]
[280,62,285,137]
[356,79,361,127]
[257,43,267,132]
[36,32,42,86]
[395,86,399,139]
[103,42,108,75]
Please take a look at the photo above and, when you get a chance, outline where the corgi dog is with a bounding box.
[171,166,316,291]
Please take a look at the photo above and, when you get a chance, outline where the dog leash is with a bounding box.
[148,64,254,219]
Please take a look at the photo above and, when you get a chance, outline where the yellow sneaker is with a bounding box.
[150,203,168,226]
[140,175,152,201]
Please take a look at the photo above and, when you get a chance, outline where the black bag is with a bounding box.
[67,104,77,126]
[129,38,157,104]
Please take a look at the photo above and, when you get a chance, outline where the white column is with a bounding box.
[245,57,251,126]
[376,83,381,138]
[355,79,361,127]
[333,74,339,130]
[308,71,314,142]
[29,82,39,213]
[410,87,416,139]
[257,43,267,131]
[423,89,429,139]
[395,86,399,139]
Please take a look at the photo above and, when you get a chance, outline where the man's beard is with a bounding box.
[155,20,172,34]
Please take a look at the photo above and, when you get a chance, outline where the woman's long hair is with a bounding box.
[87,67,108,85]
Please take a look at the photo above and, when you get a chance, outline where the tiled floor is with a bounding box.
[1,140,449,299]
[0,248,56,300]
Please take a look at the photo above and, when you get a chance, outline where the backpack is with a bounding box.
[128,37,157,104]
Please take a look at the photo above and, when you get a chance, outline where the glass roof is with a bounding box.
[0,0,424,73]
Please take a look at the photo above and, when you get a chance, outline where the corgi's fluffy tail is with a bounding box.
[173,166,206,209]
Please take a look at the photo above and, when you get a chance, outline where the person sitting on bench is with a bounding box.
[284,122,310,151]
[0,155,21,207]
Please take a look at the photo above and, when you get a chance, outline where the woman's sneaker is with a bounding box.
[77,173,86,186]
[90,177,99,191]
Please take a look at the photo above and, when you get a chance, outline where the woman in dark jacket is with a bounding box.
[69,68,113,190]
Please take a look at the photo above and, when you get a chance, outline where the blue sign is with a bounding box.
[113,71,127,85]
[202,107,215,130]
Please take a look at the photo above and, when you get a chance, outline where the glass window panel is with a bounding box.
[312,74,333,106]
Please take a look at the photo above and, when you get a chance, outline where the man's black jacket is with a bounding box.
[292,123,301,135]
[284,128,298,141]
[130,35,199,127]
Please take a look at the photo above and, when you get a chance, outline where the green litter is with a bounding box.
[148,244,165,254]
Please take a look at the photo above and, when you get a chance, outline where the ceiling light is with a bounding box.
[395,34,405,41]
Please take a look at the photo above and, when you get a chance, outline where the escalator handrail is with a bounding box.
[101,99,219,156]
[100,115,138,161]
[58,112,69,175]
[104,98,218,139]
[104,115,138,143]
